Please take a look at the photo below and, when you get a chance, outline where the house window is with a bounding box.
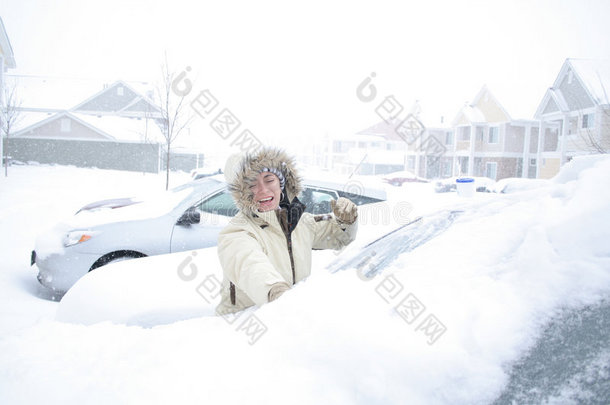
[459,127,470,141]
[476,127,485,142]
[488,127,499,143]
[117,86,124,96]
[407,156,415,170]
[60,118,71,133]
[486,162,497,180]
[582,113,595,129]
[530,158,536,166]
[445,131,453,145]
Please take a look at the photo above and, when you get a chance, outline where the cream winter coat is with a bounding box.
[216,148,357,315]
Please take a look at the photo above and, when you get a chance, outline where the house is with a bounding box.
[321,101,453,178]
[1,16,17,165]
[450,86,539,180]
[534,58,610,178]
[7,78,204,173]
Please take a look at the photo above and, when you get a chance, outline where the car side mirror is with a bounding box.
[177,207,201,226]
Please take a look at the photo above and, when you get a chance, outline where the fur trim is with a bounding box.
[227,147,302,216]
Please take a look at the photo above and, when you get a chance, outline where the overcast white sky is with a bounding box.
[2,0,610,149]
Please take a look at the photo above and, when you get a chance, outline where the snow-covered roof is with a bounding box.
[5,76,158,114]
[534,58,610,118]
[6,76,108,111]
[72,80,161,116]
[452,86,513,126]
[11,112,55,133]
[13,111,165,143]
[72,113,164,143]
[454,105,486,125]
[567,58,610,105]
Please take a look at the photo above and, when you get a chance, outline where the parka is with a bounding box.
[216,148,358,315]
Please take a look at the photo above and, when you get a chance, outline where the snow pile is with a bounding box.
[1,156,609,404]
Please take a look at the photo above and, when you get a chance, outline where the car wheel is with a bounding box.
[89,251,147,271]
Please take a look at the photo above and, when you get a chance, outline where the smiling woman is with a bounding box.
[216,147,359,314]
[250,171,282,212]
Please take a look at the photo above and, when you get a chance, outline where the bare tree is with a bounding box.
[154,56,194,190]
[1,80,23,177]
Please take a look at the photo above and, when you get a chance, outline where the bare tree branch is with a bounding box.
[154,55,195,190]
[1,80,23,177]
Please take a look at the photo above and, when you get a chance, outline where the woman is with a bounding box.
[216,147,358,315]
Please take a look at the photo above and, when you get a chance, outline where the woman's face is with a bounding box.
[250,172,282,212]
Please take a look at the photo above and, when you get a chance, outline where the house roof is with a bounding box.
[565,58,610,105]
[534,58,610,118]
[73,114,165,143]
[71,80,161,116]
[0,17,16,69]
[13,111,115,140]
[13,111,166,143]
[7,76,159,114]
[452,85,512,126]
[357,118,404,141]
[7,75,115,111]
[356,100,450,142]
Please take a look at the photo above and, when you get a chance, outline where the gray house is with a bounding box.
[534,58,610,178]
[7,80,203,173]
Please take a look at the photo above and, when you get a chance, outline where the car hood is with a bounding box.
[69,188,193,228]
[76,197,141,213]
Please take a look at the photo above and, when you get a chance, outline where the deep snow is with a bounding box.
[1,156,609,404]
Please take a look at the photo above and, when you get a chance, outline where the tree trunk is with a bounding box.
[165,146,171,190]
[3,137,7,177]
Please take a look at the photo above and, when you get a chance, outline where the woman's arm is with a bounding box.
[218,224,286,305]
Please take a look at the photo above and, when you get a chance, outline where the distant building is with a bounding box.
[0,16,16,93]
[321,101,452,179]
[323,58,610,183]
[1,16,17,166]
[450,86,539,180]
[534,58,610,178]
[8,79,204,173]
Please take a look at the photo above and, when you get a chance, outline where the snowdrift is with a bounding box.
[1,155,609,405]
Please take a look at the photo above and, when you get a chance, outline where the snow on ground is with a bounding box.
[1,157,610,404]
[0,165,190,334]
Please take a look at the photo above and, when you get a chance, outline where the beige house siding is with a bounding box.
[455,113,470,127]
[476,96,510,123]
[539,158,561,179]
[456,140,470,151]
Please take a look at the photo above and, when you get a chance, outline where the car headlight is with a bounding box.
[64,231,95,247]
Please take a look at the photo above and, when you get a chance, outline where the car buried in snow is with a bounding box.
[31,175,386,294]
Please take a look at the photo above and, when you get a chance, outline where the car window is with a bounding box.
[300,187,338,214]
[197,190,238,217]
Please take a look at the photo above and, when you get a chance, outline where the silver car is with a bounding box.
[31,175,386,293]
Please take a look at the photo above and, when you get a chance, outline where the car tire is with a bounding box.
[89,251,147,271]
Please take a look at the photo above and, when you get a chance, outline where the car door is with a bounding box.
[169,189,236,253]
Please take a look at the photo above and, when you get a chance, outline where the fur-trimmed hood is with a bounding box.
[225,148,302,216]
